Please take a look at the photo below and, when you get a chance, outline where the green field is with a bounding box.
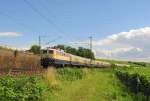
[97,58,129,64]
[48,68,132,101]
[97,58,150,67]
[1,57,150,101]
[0,68,133,101]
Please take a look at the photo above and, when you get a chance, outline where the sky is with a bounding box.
[0,0,150,61]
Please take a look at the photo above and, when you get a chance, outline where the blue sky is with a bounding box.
[0,0,150,61]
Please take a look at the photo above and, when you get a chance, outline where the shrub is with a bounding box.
[57,68,86,81]
[0,76,49,101]
[115,69,150,100]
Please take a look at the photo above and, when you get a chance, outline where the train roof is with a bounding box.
[44,48,91,60]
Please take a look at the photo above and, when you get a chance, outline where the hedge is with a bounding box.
[115,69,150,100]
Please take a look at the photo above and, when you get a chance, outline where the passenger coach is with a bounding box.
[41,48,110,68]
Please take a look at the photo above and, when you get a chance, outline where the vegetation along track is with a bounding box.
[115,67,150,101]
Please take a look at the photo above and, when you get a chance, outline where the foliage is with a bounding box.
[65,46,77,55]
[29,45,41,54]
[0,68,134,101]
[50,68,133,101]
[54,45,95,59]
[54,45,65,50]
[115,67,150,101]
[0,76,49,101]
[57,67,86,81]
[77,47,95,59]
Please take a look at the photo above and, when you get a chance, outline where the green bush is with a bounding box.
[115,69,150,100]
[0,76,48,101]
[57,68,86,81]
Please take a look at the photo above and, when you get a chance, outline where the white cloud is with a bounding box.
[0,32,22,37]
[93,27,150,46]
[93,27,150,62]
[95,47,143,57]
[69,27,150,61]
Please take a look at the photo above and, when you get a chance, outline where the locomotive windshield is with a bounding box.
[42,49,54,54]
[49,50,54,54]
[42,50,48,54]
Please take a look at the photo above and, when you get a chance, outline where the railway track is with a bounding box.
[0,68,44,76]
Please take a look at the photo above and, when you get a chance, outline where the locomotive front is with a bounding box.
[41,49,55,68]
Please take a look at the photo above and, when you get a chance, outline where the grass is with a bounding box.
[45,67,133,101]
[97,58,129,64]
[97,58,150,67]
[0,47,41,71]
[0,67,134,101]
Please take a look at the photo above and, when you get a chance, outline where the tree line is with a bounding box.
[54,45,95,59]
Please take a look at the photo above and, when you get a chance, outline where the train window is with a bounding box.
[49,50,54,54]
[43,50,47,54]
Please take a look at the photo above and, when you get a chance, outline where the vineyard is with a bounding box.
[115,67,150,101]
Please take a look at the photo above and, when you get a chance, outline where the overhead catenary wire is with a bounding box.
[0,2,64,51]
[23,0,65,36]
[45,36,62,45]
[37,0,60,22]
[23,0,72,52]
[0,10,34,32]
[38,35,62,45]
[35,0,65,45]
[37,0,67,35]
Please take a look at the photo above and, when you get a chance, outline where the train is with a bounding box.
[40,48,110,68]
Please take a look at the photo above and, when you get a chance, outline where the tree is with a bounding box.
[65,46,77,55]
[77,47,95,59]
[54,45,95,59]
[13,50,18,68]
[29,45,41,54]
[14,50,18,58]
[54,44,65,50]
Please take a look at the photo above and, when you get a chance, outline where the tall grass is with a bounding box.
[0,67,134,101]
[49,68,133,101]
[0,48,41,72]
[42,67,58,86]
[57,67,86,81]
